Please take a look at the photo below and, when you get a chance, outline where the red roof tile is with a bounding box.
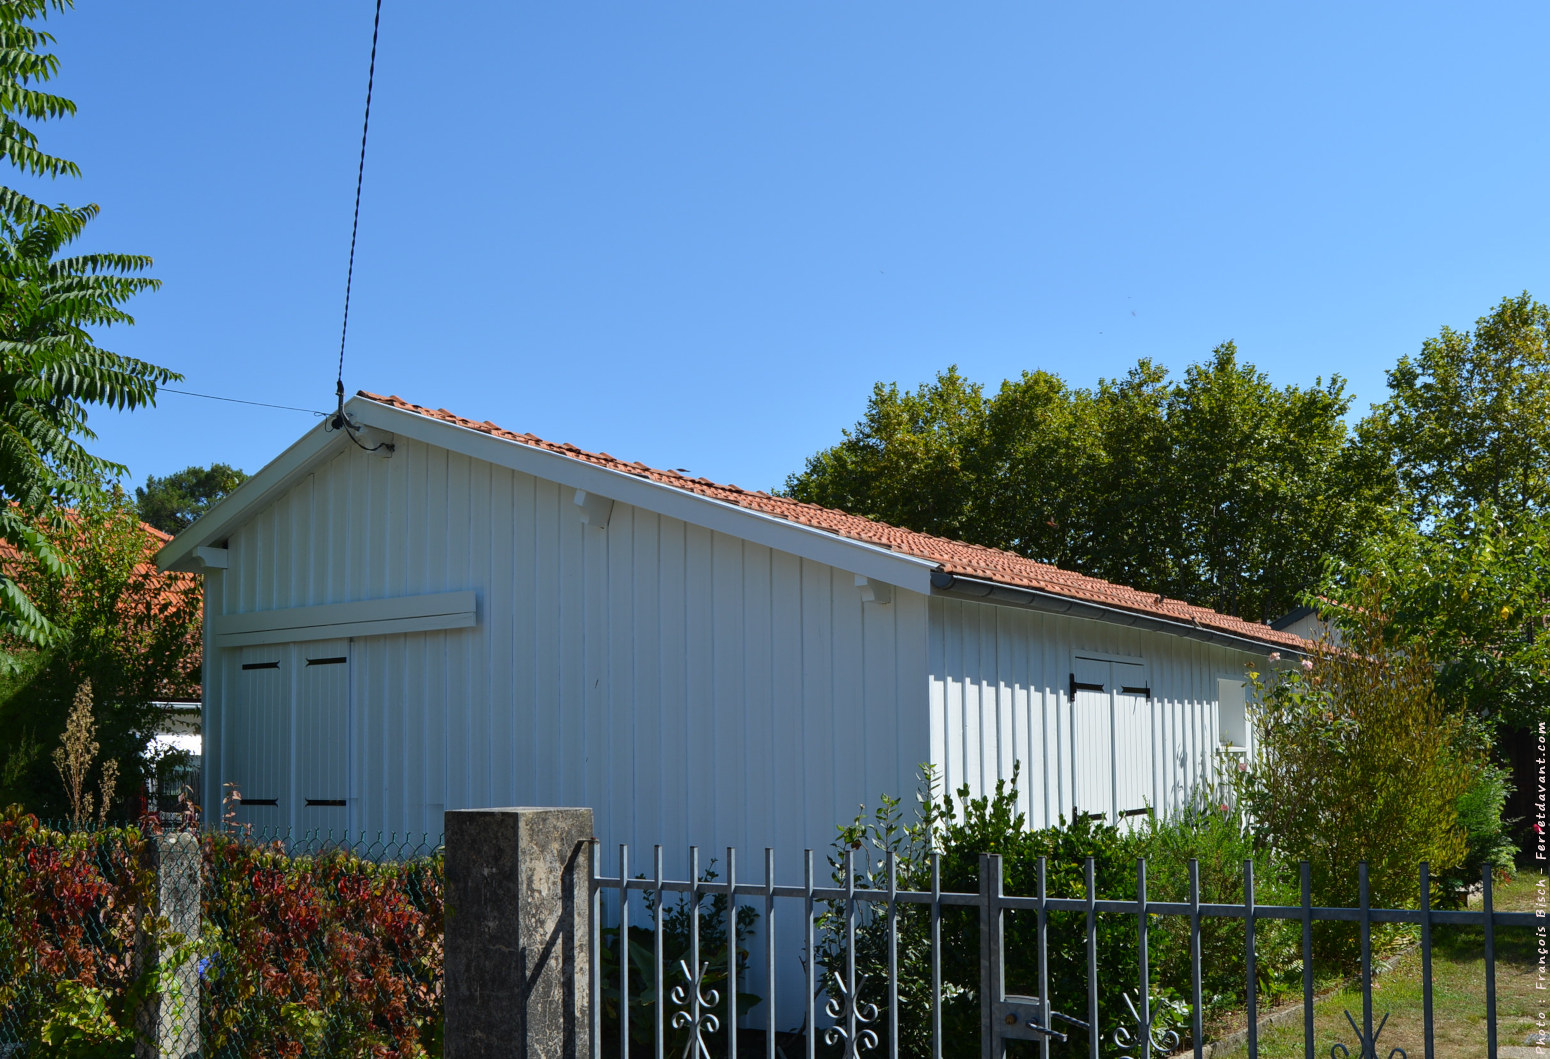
[360,392,1308,653]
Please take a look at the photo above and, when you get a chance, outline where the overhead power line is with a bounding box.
[160,388,326,416]
[336,0,385,395]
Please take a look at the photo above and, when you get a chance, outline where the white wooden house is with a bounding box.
[158,392,1305,855]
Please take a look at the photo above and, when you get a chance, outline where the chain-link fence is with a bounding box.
[0,809,444,1058]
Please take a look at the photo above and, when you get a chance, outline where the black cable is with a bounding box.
[160,388,326,416]
[322,410,394,453]
[336,0,384,393]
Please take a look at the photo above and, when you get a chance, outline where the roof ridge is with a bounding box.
[356,391,1309,652]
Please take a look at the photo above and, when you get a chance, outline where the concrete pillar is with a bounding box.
[444,807,594,1059]
[135,831,202,1059]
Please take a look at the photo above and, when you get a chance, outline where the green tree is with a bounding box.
[1319,505,1550,730]
[1233,575,1479,934]
[1359,291,1550,521]
[783,366,993,542]
[977,366,1100,567]
[1156,345,1370,619]
[135,463,248,535]
[0,0,177,649]
[0,490,202,817]
[1339,293,1550,732]
[784,347,1379,621]
[0,0,80,225]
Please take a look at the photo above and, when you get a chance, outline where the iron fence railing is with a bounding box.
[590,845,1535,1059]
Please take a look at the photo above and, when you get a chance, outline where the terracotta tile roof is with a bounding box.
[2,514,202,701]
[360,392,1309,653]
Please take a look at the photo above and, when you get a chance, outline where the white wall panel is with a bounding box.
[213,437,932,867]
[927,598,1260,828]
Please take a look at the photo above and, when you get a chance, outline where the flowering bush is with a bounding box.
[200,833,444,1059]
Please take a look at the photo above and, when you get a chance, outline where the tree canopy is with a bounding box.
[0,0,177,648]
[1317,506,1550,731]
[1311,293,1550,731]
[784,344,1382,621]
[1358,292,1550,522]
[136,463,248,535]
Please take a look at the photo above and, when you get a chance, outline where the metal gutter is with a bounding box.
[929,571,1305,658]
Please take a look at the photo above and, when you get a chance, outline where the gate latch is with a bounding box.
[994,995,1068,1042]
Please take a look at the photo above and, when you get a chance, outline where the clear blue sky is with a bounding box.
[34,2,1550,495]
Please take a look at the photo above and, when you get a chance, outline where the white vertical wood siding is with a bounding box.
[211,437,932,865]
[928,596,1259,829]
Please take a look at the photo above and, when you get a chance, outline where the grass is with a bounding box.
[1212,871,1548,1058]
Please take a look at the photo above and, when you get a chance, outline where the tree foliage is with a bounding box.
[0,492,202,817]
[784,345,1380,621]
[135,463,248,535]
[1318,506,1550,730]
[1233,576,1480,933]
[0,1,81,224]
[0,0,177,648]
[1358,291,1550,522]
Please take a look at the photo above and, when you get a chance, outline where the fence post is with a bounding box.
[135,830,202,1059]
[444,807,595,1059]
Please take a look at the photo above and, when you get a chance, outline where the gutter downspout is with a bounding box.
[929,571,1303,658]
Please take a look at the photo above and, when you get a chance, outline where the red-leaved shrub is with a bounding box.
[0,807,151,1051]
[200,833,444,1058]
[0,809,444,1058]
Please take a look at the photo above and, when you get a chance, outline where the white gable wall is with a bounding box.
[206,436,932,862]
[928,597,1259,830]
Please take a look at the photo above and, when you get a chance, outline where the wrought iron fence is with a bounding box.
[590,844,1535,1059]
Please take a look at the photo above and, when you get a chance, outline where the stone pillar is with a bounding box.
[135,831,202,1059]
[444,807,594,1059]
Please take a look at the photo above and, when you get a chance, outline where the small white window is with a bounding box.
[1218,678,1248,751]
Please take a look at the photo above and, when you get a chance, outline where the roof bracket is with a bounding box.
[574,489,614,530]
[855,575,893,605]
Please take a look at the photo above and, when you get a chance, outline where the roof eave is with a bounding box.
[352,396,937,593]
[155,413,349,572]
[930,571,1308,657]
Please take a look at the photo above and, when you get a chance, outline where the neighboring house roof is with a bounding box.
[356,392,1308,653]
[1270,604,1316,631]
[4,513,203,701]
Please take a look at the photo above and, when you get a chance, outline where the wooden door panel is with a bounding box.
[1071,656,1112,822]
[1111,661,1153,827]
[231,647,288,832]
[294,639,350,842]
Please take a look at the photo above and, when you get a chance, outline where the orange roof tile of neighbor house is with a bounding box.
[359,392,1310,654]
[0,514,203,701]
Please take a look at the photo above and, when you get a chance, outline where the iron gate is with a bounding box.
[591,845,1535,1059]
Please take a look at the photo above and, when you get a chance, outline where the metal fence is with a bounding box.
[0,817,442,1058]
[590,845,1535,1059]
